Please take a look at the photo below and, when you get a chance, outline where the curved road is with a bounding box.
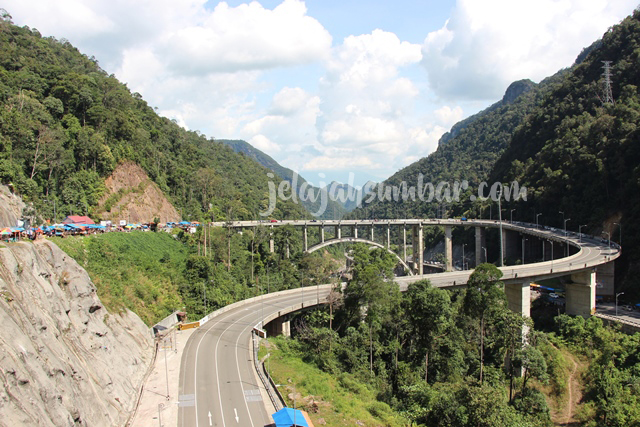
[179,220,620,427]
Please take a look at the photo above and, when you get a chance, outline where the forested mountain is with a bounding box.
[0,14,305,223]
[350,9,640,297]
[492,9,640,297]
[221,139,349,219]
[349,77,550,220]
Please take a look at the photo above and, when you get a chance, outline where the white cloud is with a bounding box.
[422,0,639,100]
[250,134,281,153]
[158,0,332,75]
[311,29,426,175]
[434,106,464,127]
[302,155,381,171]
[4,0,636,187]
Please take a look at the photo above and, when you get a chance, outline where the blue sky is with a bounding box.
[4,0,637,187]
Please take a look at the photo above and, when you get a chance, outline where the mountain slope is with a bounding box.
[221,139,349,218]
[0,15,306,223]
[350,78,548,219]
[491,9,640,296]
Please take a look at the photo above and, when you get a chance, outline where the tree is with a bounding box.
[405,280,454,383]
[463,263,506,384]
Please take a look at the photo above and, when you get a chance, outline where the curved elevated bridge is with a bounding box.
[180,219,620,427]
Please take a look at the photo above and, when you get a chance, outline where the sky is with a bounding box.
[4,0,638,188]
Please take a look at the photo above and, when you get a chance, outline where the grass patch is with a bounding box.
[263,336,409,427]
[51,231,189,325]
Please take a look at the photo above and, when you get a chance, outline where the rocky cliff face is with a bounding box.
[0,185,24,228]
[0,239,153,426]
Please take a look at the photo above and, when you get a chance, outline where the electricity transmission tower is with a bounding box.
[600,60,615,105]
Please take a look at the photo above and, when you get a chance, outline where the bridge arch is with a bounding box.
[306,237,414,276]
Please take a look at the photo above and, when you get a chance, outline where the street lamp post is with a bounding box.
[536,213,542,229]
[521,237,528,264]
[563,218,571,256]
[614,222,622,246]
[498,187,504,267]
[602,231,611,249]
[510,209,515,223]
[579,224,587,243]
[482,246,487,263]
[616,292,625,316]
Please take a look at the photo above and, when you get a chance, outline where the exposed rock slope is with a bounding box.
[0,239,153,426]
[0,184,24,228]
[95,162,180,224]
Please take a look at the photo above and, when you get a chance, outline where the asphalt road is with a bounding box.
[180,220,619,427]
[596,302,640,325]
[178,291,330,427]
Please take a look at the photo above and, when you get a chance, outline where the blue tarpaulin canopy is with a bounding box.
[272,408,309,427]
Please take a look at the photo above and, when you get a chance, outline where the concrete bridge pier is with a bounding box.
[475,227,486,266]
[335,225,341,240]
[370,226,374,241]
[303,226,308,251]
[444,226,452,272]
[386,224,391,249]
[266,317,290,337]
[269,227,274,253]
[412,225,424,275]
[352,225,358,239]
[565,270,596,318]
[320,227,325,243]
[502,229,519,261]
[505,281,531,318]
[596,261,615,299]
[403,226,407,263]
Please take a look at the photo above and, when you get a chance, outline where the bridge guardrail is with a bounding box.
[252,331,286,411]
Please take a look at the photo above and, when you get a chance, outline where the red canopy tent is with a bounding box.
[62,215,95,225]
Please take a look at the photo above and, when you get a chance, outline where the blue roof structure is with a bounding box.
[272,408,309,427]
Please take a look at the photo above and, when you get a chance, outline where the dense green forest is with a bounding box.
[491,10,640,300]
[265,245,640,427]
[0,12,305,223]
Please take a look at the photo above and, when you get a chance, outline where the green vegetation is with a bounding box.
[51,224,340,326]
[263,336,410,427]
[0,14,306,224]
[264,249,554,426]
[349,78,550,220]
[52,231,187,325]
[350,9,640,300]
[551,315,640,426]
[492,10,640,300]
[265,246,640,426]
